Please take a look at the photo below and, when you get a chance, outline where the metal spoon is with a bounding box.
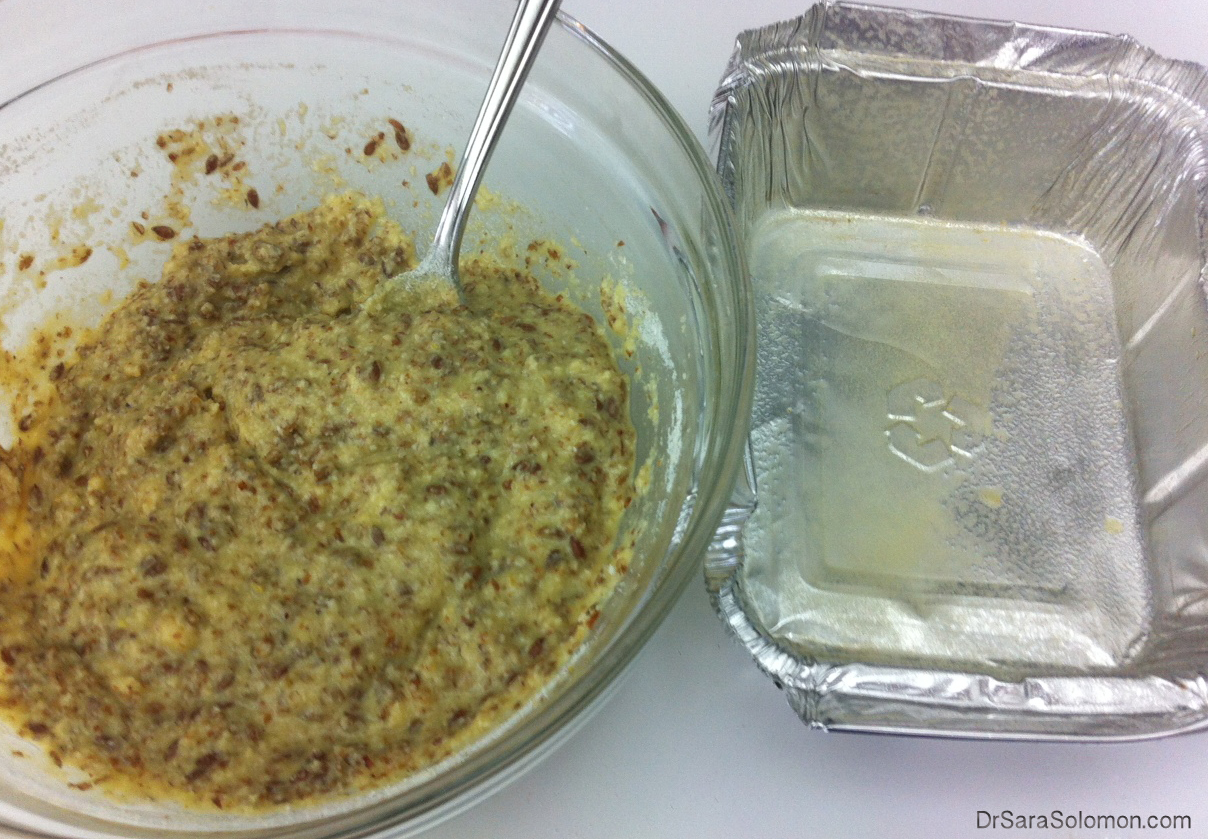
[374,0,562,306]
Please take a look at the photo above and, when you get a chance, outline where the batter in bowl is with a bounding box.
[0,193,635,809]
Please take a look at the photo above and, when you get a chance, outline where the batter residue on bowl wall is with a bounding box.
[0,193,636,810]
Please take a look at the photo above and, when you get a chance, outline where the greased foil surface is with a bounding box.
[706,1,1208,738]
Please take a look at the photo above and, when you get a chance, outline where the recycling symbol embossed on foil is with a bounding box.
[886,378,989,472]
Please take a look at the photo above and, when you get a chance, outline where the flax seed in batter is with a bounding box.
[0,193,636,810]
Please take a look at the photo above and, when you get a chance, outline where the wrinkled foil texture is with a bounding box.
[706,1,1208,738]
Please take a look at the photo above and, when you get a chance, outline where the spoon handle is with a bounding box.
[429,0,563,277]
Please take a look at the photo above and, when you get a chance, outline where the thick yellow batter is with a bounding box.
[0,194,635,809]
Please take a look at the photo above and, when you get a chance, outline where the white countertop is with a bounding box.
[423,2,1208,838]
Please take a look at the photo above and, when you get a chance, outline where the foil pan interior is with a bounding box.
[706,1,1208,738]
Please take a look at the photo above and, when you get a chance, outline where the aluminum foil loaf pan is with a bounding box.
[706,1,1208,738]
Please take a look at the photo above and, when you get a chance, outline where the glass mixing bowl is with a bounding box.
[0,0,753,836]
